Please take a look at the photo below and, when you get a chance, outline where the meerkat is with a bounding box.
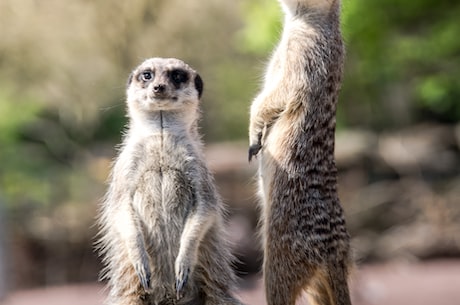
[97,57,243,305]
[248,1,352,305]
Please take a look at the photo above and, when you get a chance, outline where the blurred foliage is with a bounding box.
[0,86,50,209]
[339,0,460,128]
[0,0,459,213]
[236,0,282,55]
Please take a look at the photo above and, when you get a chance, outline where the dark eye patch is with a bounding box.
[169,69,189,86]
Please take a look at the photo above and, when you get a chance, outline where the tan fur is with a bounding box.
[248,1,352,305]
[97,58,243,305]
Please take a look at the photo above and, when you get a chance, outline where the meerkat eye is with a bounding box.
[170,69,189,85]
[140,70,154,82]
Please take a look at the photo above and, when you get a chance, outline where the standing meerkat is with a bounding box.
[98,57,243,305]
[248,1,352,305]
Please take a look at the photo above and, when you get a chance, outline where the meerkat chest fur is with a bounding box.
[262,2,343,170]
[124,112,200,216]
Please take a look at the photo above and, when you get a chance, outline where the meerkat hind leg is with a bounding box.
[307,263,351,305]
[307,269,335,305]
[264,250,312,305]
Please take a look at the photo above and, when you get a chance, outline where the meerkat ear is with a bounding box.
[194,74,203,99]
[127,72,134,87]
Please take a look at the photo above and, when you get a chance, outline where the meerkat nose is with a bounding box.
[153,84,166,93]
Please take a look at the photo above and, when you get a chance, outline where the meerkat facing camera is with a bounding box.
[97,58,243,305]
[249,1,352,305]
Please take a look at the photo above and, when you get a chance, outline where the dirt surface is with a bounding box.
[3,260,460,305]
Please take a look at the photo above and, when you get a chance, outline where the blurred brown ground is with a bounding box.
[3,260,460,305]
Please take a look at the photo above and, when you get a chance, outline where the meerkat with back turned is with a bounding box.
[248,1,352,305]
[98,57,243,305]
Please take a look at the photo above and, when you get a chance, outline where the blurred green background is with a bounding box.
[1,0,459,297]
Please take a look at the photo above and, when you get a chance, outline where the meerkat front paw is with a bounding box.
[134,260,152,292]
[248,144,262,162]
[248,131,263,162]
[175,256,191,299]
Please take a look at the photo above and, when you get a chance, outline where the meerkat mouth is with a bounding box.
[151,95,178,101]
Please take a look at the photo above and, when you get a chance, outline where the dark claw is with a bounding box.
[136,266,151,291]
[176,267,189,300]
[248,144,262,162]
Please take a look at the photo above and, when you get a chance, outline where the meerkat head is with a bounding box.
[126,57,203,114]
